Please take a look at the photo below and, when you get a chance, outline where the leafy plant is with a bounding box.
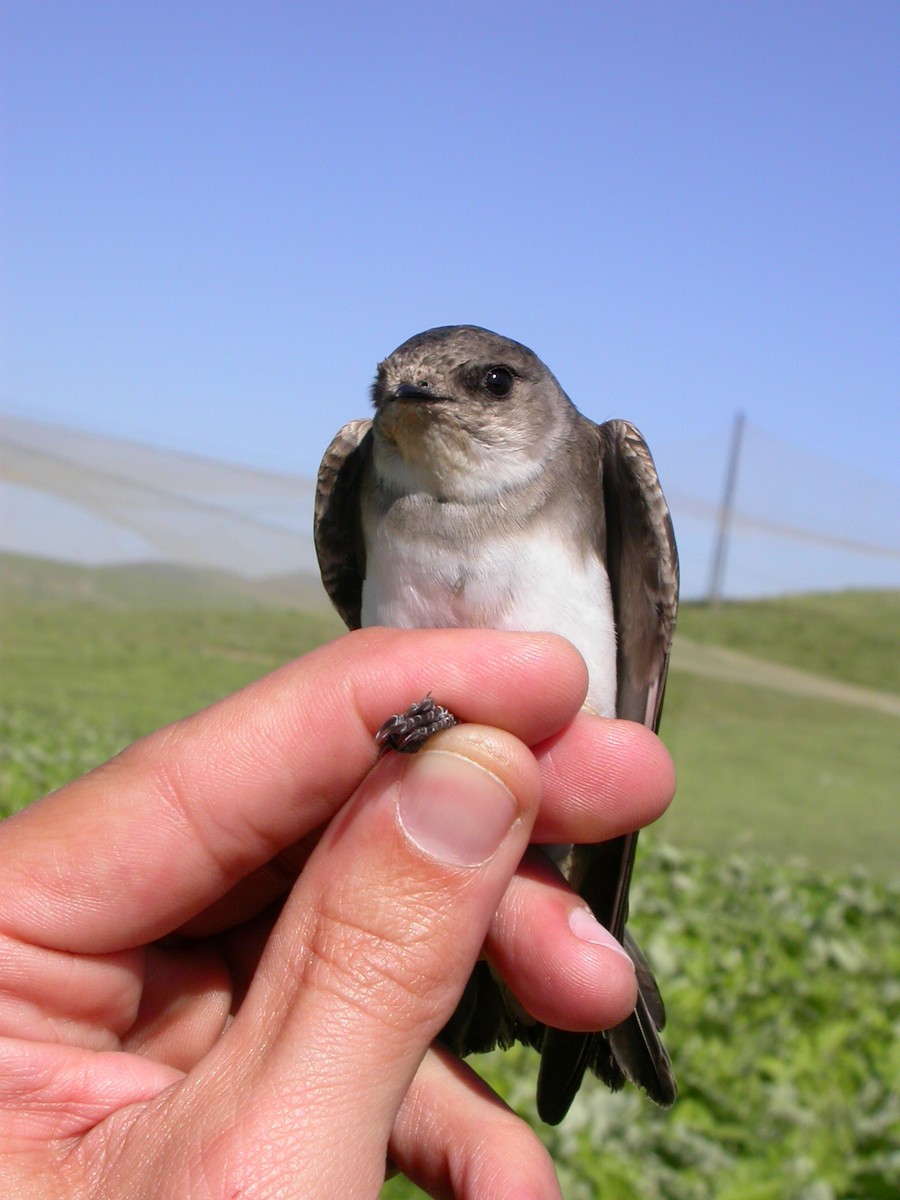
[386,845,899,1199]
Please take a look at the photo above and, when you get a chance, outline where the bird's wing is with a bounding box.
[598,418,679,732]
[313,419,373,630]
[537,419,678,1124]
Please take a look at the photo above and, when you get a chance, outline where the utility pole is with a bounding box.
[707,411,746,608]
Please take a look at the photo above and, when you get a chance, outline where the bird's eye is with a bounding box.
[483,366,515,398]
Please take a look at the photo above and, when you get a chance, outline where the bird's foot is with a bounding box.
[375,695,459,754]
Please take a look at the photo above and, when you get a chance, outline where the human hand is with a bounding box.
[0,628,674,1198]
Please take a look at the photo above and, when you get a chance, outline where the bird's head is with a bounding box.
[370,325,575,500]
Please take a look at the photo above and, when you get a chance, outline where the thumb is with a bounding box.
[194,725,540,1197]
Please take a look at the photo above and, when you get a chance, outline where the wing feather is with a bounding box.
[599,419,678,731]
[313,419,372,630]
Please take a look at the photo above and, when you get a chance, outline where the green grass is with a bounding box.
[0,550,329,610]
[660,588,900,876]
[2,561,897,874]
[676,590,900,693]
[0,599,343,814]
[659,667,899,875]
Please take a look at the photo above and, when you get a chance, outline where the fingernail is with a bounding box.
[397,749,520,867]
[568,907,636,969]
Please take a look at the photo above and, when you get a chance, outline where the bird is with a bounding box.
[314,324,678,1123]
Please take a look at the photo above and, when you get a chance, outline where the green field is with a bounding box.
[4,557,896,877]
[2,554,898,1198]
[675,590,900,693]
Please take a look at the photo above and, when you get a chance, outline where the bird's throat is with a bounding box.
[374,407,496,501]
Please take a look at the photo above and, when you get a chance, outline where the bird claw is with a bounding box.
[375,695,460,754]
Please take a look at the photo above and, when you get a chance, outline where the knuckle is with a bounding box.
[299,890,456,1032]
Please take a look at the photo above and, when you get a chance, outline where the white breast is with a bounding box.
[361,521,617,718]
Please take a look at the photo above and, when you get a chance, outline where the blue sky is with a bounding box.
[4,1,899,494]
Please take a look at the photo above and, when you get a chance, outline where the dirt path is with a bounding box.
[671,637,900,717]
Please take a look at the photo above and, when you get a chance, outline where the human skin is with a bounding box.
[0,628,675,1198]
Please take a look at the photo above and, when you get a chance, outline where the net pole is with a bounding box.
[707,411,746,608]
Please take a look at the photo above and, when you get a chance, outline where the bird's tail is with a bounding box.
[536,930,675,1124]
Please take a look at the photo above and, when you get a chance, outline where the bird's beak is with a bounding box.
[392,382,440,403]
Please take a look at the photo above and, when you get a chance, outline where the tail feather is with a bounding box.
[605,987,676,1106]
[537,1028,602,1126]
[537,931,675,1124]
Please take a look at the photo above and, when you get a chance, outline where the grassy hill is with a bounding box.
[676,589,899,693]
[3,553,896,875]
[0,549,330,610]
[1,555,344,815]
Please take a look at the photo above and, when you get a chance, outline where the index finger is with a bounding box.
[0,628,588,953]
